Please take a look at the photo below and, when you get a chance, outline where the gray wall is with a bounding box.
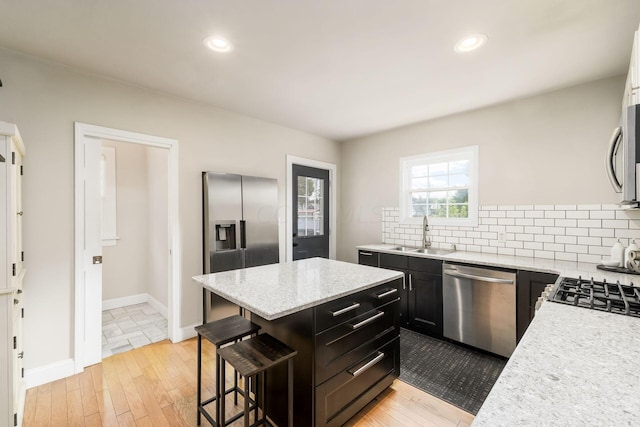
[338,76,625,263]
[0,47,341,370]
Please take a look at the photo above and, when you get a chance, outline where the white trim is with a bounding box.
[102,292,168,319]
[74,122,180,374]
[399,145,479,227]
[174,322,199,342]
[101,293,148,311]
[147,294,169,319]
[24,358,75,389]
[285,155,337,261]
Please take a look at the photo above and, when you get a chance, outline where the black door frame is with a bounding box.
[286,155,337,261]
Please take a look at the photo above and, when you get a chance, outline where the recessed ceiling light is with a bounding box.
[204,36,233,53]
[454,34,488,53]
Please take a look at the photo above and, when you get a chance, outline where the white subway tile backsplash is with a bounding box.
[566,211,590,219]
[602,219,629,229]
[590,210,615,220]
[556,252,577,262]
[534,250,555,259]
[565,244,588,254]
[524,242,544,250]
[589,228,614,238]
[534,234,555,243]
[498,247,515,256]
[566,228,589,237]
[534,205,555,210]
[578,236,601,246]
[578,254,602,263]
[555,219,577,227]
[555,204,577,211]
[577,204,601,210]
[577,219,601,228]
[380,204,637,265]
[545,211,565,219]
[515,249,534,257]
[555,235,577,245]
[506,210,525,218]
[525,211,544,218]
[516,233,534,242]
[506,241,524,249]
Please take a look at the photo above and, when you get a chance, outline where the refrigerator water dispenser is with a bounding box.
[214,223,236,251]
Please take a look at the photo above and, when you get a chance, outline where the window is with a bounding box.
[399,146,478,226]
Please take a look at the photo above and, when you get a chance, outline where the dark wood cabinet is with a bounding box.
[379,253,409,326]
[376,253,443,338]
[252,278,401,427]
[358,249,379,267]
[516,270,559,342]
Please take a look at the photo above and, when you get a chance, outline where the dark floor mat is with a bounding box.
[398,328,507,415]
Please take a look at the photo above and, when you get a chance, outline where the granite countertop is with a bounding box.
[357,244,640,285]
[192,257,403,320]
[472,301,640,426]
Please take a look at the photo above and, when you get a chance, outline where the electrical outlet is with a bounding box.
[498,232,507,243]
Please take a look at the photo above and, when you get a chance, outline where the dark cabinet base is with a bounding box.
[251,278,401,427]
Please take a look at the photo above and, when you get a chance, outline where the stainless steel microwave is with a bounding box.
[607,104,640,205]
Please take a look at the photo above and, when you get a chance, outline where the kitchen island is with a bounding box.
[192,257,404,427]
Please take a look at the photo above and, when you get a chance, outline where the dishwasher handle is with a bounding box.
[444,269,515,284]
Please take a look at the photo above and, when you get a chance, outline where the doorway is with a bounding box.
[292,164,329,260]
[74,123,179,371]
[286,155,337,261]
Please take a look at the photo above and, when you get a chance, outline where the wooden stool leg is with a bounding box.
[288,359,294,427]
[260,371,266,425]
[244,375,250,426]
[220,357,226,427]
[196,335,202,426]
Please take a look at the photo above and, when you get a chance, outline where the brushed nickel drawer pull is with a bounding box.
[360,251,373,256]
[330,303,360,317]
[376,288,398,299]
[349,311,383,329]
[350,352,384,377]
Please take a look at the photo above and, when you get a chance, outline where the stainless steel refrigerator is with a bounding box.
[202,171,279,322]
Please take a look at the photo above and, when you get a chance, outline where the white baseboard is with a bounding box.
[146,294,168,319]
[24,358,75,389]
[102,293,147,311]
[173,322,199,342]
[103,293,168,319]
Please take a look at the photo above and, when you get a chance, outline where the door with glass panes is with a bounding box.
[292,164,329,260]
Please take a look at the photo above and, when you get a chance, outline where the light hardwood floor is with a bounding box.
[23,338,474,427]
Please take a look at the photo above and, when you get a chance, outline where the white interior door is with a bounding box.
[82,138,103,366]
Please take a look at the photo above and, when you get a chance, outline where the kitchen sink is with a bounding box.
[411,248,455,255]
[389,246,416,252]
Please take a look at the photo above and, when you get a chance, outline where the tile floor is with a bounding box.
[102,302,168,359]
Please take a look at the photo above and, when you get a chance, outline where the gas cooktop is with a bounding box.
[550,277,640,318]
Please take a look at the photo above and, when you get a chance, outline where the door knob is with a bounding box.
[93,256,103,264]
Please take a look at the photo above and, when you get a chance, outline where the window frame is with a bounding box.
[399,145,479,226]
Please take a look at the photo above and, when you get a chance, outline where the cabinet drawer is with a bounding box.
[408,256,442,274]
[315,337,400,427]
[358,250,379,267]
[316,299,399,384]
[315,279,402,332]
[379,253,408,270]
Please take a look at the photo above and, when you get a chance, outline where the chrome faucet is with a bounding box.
[422,215,431,248]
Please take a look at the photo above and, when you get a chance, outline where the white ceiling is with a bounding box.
[1,1,639,141]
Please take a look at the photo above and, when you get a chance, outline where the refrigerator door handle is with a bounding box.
[607,126,623,193]
[240,220,247,249]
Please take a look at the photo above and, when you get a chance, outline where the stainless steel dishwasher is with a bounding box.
[442,263,516,358]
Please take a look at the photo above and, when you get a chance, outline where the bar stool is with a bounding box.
[218,333,297,427]
[195,315,261,426]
